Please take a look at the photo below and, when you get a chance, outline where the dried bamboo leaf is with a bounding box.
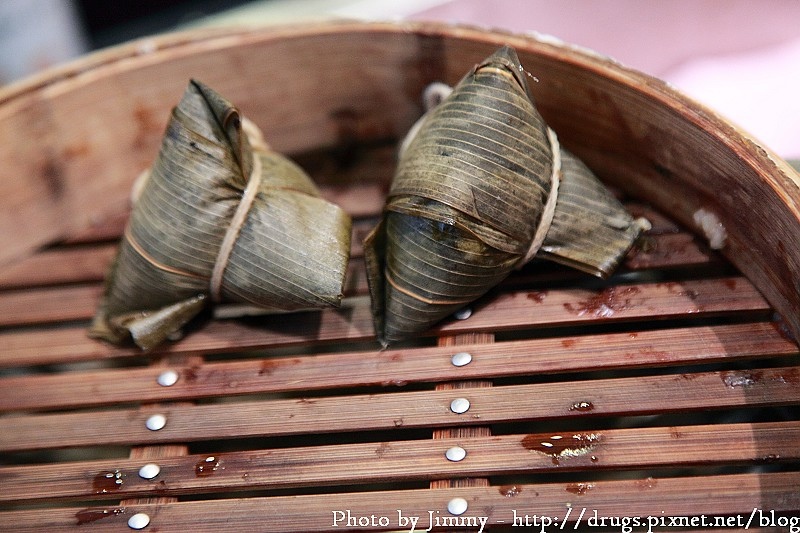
[364,46,646,345]
[90,80,351,349]
[540,149,649,277]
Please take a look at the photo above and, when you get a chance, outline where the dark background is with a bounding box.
[75,0,254,49]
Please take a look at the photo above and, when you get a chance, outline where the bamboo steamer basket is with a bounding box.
[0,21,799,531]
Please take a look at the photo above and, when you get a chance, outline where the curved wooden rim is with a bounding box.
[1,20,798,337]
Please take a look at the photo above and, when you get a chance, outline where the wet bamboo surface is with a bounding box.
[0,141,798,532]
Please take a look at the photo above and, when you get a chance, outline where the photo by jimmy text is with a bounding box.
[332,509,489,532]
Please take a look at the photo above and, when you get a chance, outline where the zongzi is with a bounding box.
[364,45,648,346]
[90,80,352,350]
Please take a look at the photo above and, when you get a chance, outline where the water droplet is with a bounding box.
[569,401,595,412]
[93,470,124,493]
[521,433,602,465]
[195,455,222,477]
[527,291,547,303]
[566,482,594,495]
[563,286,641,318]
[635,477,658,489]
[75,508,124,525]
[499,485,522,497]
[721,370,762,388]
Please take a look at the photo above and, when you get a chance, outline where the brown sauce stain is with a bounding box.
[75,507,124,525]
[375,442,391,458]
[635,477,657,489]
[521,433,602,465]
[638,346,671,362]
[566,482,594,495]
[561,339,577,348]
[682,289,700,300]
[527,291,547,304]
[297,397,317,404]
[499,485,522,497]
[563,286,641,318]
[661,282,699,300]
[93,470,124,493]
[194,456,222,477]
[258,360,278,376]
[568,401,594,413]
[258,358,300,376]
[381,379,409,387]
[723,279,738,291]
[183,366,200,382]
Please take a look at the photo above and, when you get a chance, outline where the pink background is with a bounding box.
[408,0,800,159]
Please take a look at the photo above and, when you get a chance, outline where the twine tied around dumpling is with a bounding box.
[90,80,352,350]
[364,45,649,346]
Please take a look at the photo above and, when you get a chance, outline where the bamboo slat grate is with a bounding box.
[0,21,799,533]
[1,142,799,531]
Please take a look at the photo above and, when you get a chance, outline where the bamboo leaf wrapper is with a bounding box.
[90,80,352,350]
[365,46,647,346]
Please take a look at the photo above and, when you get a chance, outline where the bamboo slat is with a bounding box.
[3,365,798,453]
[2,322,795,412]
[1,421,797,504]
[0,471,797,532]
[0,275,771,367]
[0,244,116,289]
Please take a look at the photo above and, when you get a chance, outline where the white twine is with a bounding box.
[210,153,262,302]
[518,126,562,267]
